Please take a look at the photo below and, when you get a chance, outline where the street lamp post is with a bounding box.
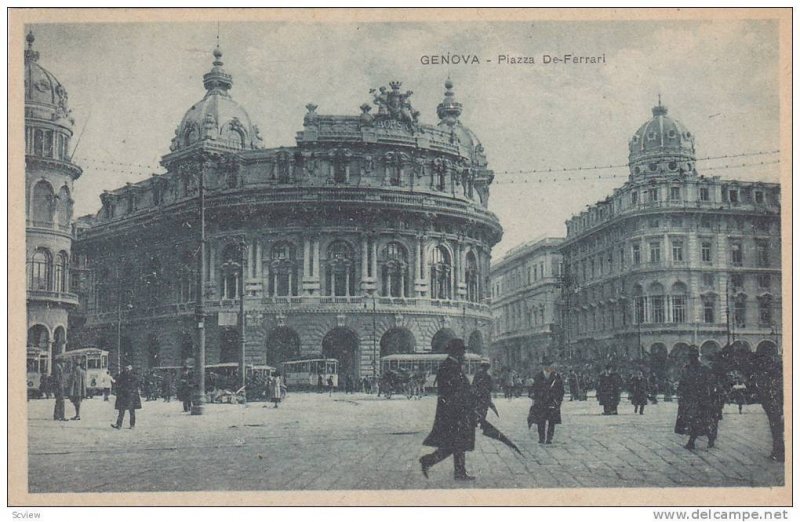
[371,291,377,384]
[240,240,247,392]
[192,159,207,415]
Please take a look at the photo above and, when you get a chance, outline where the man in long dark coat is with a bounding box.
[420,338,477,481]
[111,365,142,429]
[567,370,580,401]
[472,362,494,422]
[68,361,87,420]
[527,357,564,444]
[753,350,784,461]
[597,364,623,415]
[629,370,649,415]
[52,361,67,421]
[177,366,193,413]
[674,347,718,449]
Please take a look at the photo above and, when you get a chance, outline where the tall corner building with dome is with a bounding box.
[25,31,83,367]
[556,99,781,376]
[70,46,502,376]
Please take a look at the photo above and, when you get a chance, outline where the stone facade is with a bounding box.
[71,48,502,378]
[488,238,563,373]
[25,31,82,371]
[559,101,781,379]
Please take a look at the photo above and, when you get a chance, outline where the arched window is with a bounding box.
[465,251,480,302]
[31,180,55,225]
[177,250,196,303]
[54,251,68,293]
[429,245,452,300]
[220,243,243,300]
[648,282,665,323]
[55,186,72,229]
[632,284,644,324]
[222,122,246,149]
[326,241,354,297]
[30,248,52,291]
[381,242,408,298]
[270,242,298,297]
[142,256,162,307]
[671,282,687,323]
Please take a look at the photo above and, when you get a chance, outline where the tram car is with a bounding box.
[280,358,338,390]
[27,347,49,398]
[54,347,113,397]
[380,352,488,390]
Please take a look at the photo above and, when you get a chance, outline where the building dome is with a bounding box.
[628,98,696,177]
[24,31,73,127]
[170,46,262,153]
[435,79,487,165]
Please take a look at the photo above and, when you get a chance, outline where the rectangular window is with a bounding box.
[731,243,743,266]
[759,299,772,326]
[702,273,714,287]
[670,187,681,200]
[758,274,770,289]
[649,188,659,202]
[672,241,684,262]
[649,242,661,264]
[701,242,712,263]
[700,187,710,201]
[755,191,764,204]
[42,130,53,158]
[757,241,769,268]
[704,300,715,323]
[631,191,638,205]
[729,190,739,203]
[730,274,744,290]
[671,216,682,228]
[734,299,746,328]
[634,297,645,324]
[672,295,686,323]
[632,244,641,265]
[651,296,665,323]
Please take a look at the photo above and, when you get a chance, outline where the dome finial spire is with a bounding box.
[203,33,232,95]
[24,30,39,64]
[437,77,462,126]
[652,93,668,116]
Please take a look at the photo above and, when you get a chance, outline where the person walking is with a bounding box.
[674,347,718,449]
[568,370,580,402]
[730,378,747,414]
[268,373,283,408]
[420,338,477,481]
[597,364,623,415]
[177,366,193,413]
[327,375,334,396]
[472,362,494,422]
[68,361,87,420]
[52,361,67,421]
[527,357,564,444]
[752,350,784,462]
[111,365,142,429]
[629,370,648,415]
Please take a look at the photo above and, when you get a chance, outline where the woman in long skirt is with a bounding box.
[269,373,283,408]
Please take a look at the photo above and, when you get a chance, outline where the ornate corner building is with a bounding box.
[25,32,83,367]
[70,47,502,377]
[557,100,781,376]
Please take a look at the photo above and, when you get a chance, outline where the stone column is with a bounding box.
[312,238,321,296]
[415,236,428,297]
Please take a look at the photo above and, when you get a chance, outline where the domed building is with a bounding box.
[25,31,82,369]
[558,99,781,381]
[71,46,502,378]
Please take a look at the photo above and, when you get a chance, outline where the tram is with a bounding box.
[280,358,338,390]
[380,352,488,389]
[54,347,113,397]
[27,347,49,398]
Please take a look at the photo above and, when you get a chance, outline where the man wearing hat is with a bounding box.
[420,338,477,481]
[752,348,784,462]
[472,361,494,423]
[527,356,565,444]
[674,346,718,449]
[111,365,142,430]
[597,363,623,415]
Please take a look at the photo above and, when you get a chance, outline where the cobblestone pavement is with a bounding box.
[27,392,784,492]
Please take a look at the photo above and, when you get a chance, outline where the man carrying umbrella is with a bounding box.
[420,338,478,481]
[527,356,565,444]
[472,361,496,422]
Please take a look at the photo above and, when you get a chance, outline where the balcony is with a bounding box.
[27,289,80,306]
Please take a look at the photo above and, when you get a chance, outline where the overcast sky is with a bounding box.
[25,20,780,259]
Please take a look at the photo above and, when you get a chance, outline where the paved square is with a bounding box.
[27,392,784,492]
